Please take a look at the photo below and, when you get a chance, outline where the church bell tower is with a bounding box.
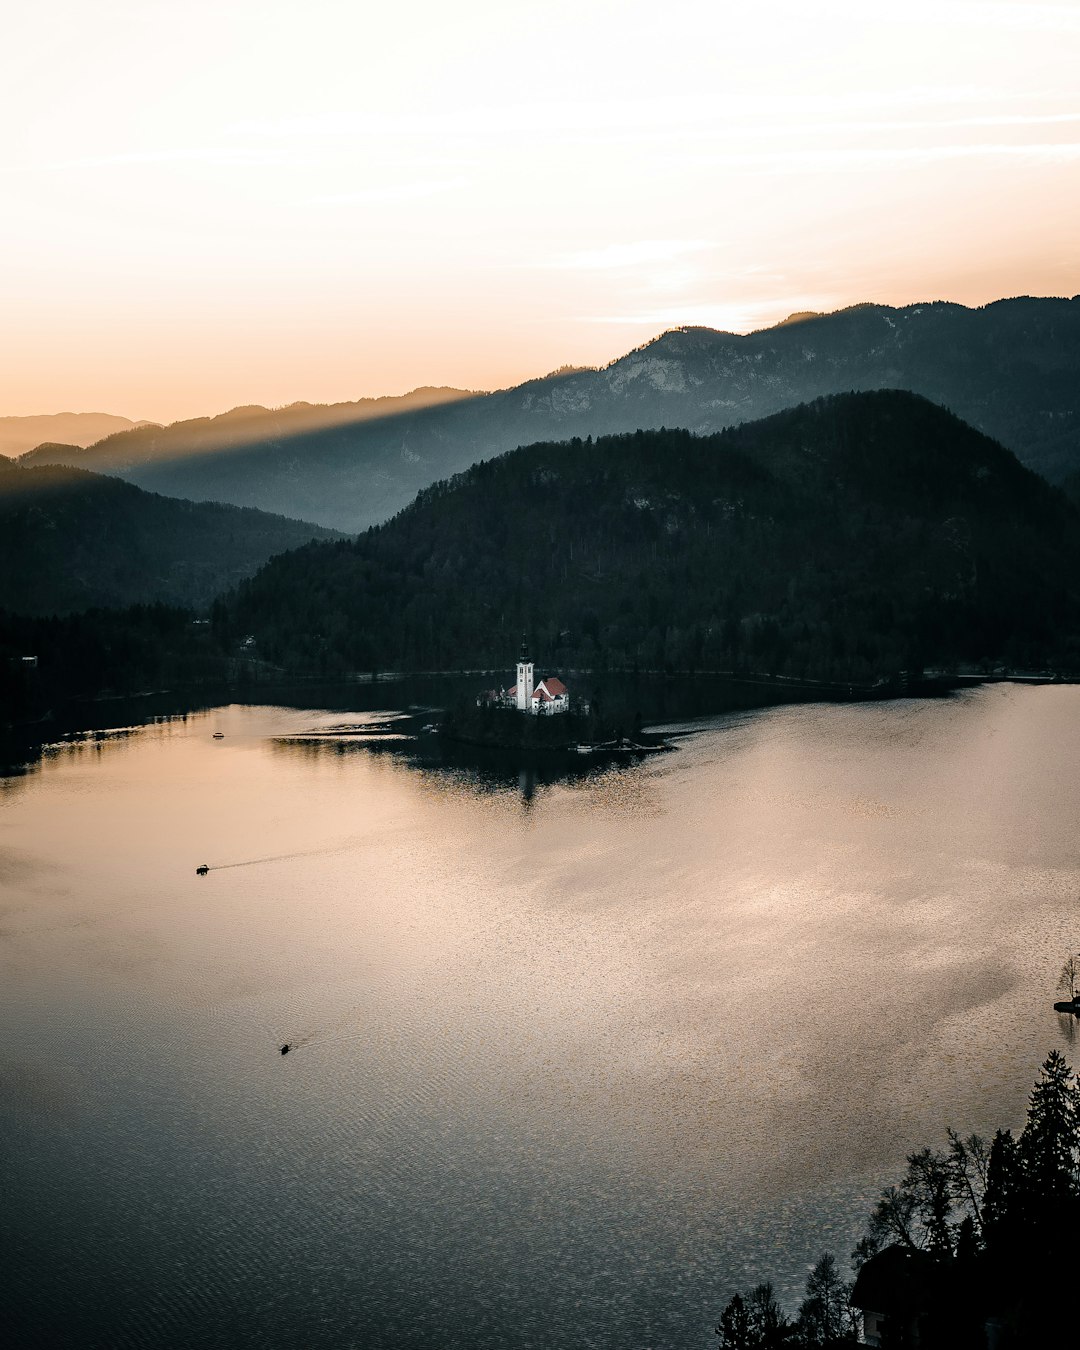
[516,634,534,711]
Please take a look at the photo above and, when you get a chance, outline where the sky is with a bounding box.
[3,0,1080,423]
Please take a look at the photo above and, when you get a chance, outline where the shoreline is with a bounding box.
[3,669,1073,776]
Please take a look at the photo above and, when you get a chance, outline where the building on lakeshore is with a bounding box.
[478,638,571,715]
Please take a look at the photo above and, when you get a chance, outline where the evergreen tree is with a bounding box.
[1015,1049,1080,1246]
[980,1128,1019,1252]
[716,1292,753,1349]
[1018,1049,1079,1194]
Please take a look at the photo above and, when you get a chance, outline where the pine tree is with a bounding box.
[1019,1051,1078,1192]
[1016,1049,1080,1238]
[716,1292,753,1349]
[980,1128,1019,1252]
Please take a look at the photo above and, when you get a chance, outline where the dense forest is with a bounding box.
[0,604,234,724]
[220,392,1080,684]
[714,1049,1080,1347]
[0,460,340,614]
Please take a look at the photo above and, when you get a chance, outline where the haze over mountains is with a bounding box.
[20,297,1080,533]
[224,391,1080,682]
[0,412,149,459]
[0,459,339,615]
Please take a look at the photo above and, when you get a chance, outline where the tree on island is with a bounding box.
[1057,951,1080,1001]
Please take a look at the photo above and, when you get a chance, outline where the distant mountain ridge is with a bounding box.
[223,391,1080,681]
[0,411,148,458]
[23,297,1080,532]
[0,462,341,615]
[18,386,477,490]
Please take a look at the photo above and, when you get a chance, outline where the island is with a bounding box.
[439,638,673,760]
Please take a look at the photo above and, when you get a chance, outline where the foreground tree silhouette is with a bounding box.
[795,1254,855,1347]
[746,1283,788,1349]
[715,1292,753,1349]
[866,1148,955,1256]
[712,1052,1080,1346]
[979,1128,1019,1250]
[716,1282,791,1348]
[1016,1048,1078,1200]
[946,1128,989,1235]
[979,1052,1080,1341]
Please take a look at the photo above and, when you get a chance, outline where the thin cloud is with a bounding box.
[697,141,1080,175]
[543,240,713,272]
[41,146,284,171]
[226,86,1070,149]
[303,178,468,207]
[578,302,829,334]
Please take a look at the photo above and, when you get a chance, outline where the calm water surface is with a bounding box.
[3,686,1079,1348]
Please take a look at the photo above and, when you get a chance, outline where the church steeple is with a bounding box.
[516,633,534,711]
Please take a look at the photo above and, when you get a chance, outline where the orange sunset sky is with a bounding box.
[3,0,1080,424]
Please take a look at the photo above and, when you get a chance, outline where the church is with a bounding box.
[479,639,570,715]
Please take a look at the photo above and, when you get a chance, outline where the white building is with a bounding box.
[478,639,571,715]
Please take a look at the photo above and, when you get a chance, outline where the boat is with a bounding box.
[280,1044,291,1055]
[212,732,224,739]
[195,864,210,876]
[1054,999,1080,1014]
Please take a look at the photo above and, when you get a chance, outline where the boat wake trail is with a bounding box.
[203,839,365,872]
[278,1005,366,1058]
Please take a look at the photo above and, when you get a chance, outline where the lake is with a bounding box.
[3,683,1079,1348]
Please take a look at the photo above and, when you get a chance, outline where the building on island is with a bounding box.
[479,638,570,715]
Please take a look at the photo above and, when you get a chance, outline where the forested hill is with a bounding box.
[222,391,1080,682]
[0,464,341,615]
[20,297,1080,533]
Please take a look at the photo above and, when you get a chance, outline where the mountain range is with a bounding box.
[222,391,1080,683]
[0,459,339,615]
[20,297,1080,533]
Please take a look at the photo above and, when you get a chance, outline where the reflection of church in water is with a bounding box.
[480,638,570,715]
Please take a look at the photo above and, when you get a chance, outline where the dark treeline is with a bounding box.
[0,606,231,723]
[715,1051,1080,1348]
[220,392,1080,683]
[440,695,657,752]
